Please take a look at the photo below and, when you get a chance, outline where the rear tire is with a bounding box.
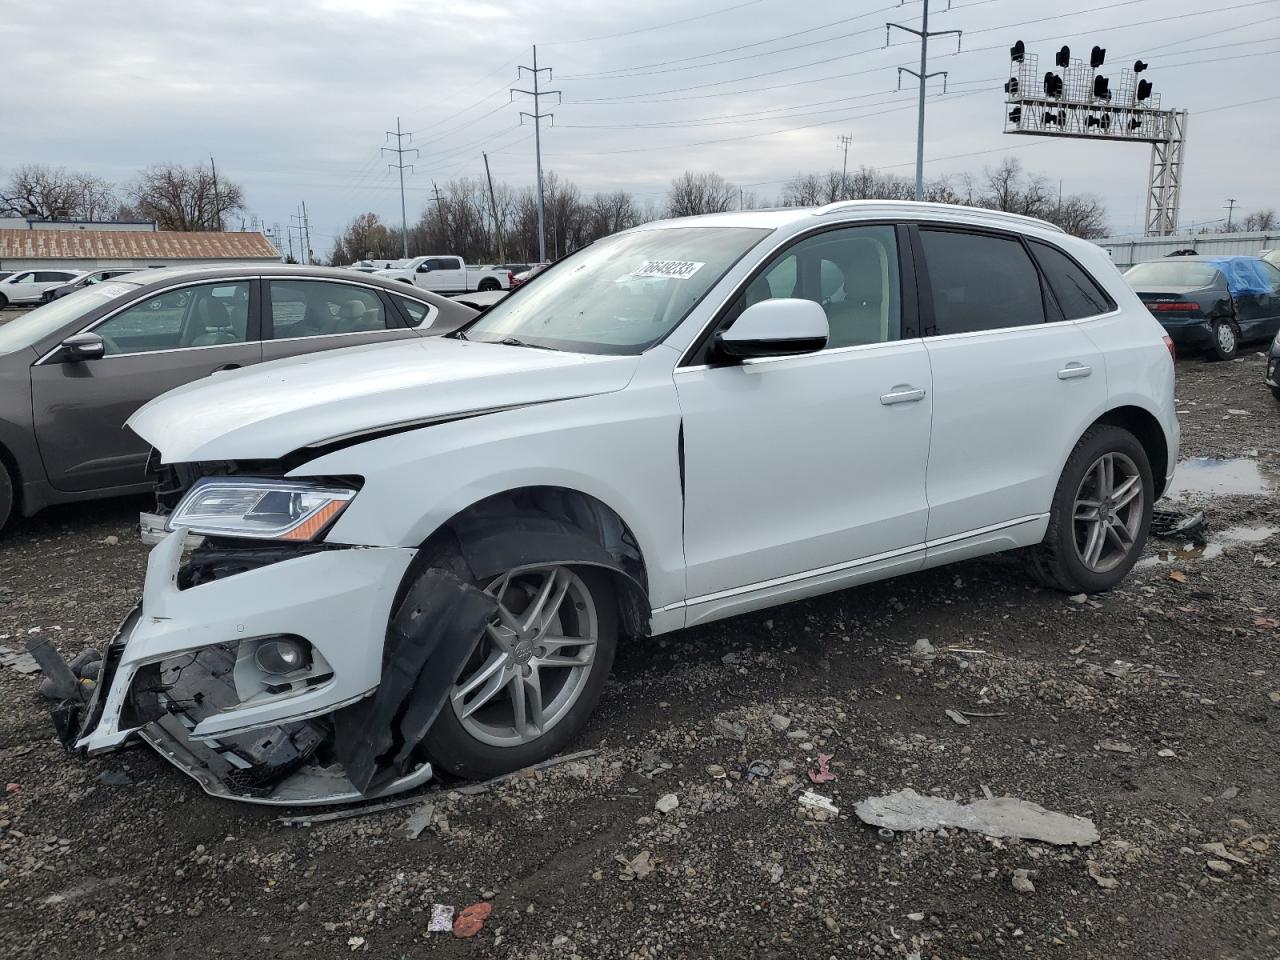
[1271,385,1280,403]
[0,292,8,309]
[478,278,500,292]
[1210,319,1239,360]
[423,564,618,780]
[1027,425,1153,594]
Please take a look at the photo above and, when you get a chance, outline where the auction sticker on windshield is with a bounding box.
[630,260,706,280]
[89,283,134,299]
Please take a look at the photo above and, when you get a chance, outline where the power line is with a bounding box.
[545,0,769,45]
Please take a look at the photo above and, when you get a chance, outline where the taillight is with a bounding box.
[507,270,513,286]
[1163,334,1176,361]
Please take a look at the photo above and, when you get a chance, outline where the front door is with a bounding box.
[31,279,262,491]
[914,227,1109,544]
[676,223,932,616]
[260,278,420,362]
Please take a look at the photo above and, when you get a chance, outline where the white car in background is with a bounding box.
[49,201,1178,805]
[0,269,83,306]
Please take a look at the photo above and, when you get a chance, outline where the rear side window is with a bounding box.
[1030,241,1114,319]
[920,229,1045,334]
[392,295,434,326]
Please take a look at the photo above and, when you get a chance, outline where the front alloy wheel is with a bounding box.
[423,563,617,779]
[452,566,598,747]
[1072,452,1144,574]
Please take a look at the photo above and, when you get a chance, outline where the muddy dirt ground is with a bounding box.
[1,345,1278,960]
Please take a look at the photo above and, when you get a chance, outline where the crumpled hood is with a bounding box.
[128,337,639,462]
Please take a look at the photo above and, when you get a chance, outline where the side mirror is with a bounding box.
[417,263,431,273]
[60,331,106,362]
[714,298,829,361]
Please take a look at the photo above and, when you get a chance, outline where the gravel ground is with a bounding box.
[1,347,1278,960]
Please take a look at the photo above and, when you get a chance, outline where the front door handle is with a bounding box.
[1057,362,1092,380]
[880,385,927,405]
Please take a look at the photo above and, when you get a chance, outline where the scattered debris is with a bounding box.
[959,710,1009,718]
[397,801,435,840]
[1151,508,1206,541]
[428,904,454,932]
[1069,594,1088,605]
[944,709,971,726]
[452,902,492,939]
[807,753,836,784]
[616,850,656,880]
[1157,749,1176,758]
[769,714,792,732]
[1218,786,1240,801]
[1254,617,1279,629]
[654,793,679,814]
[1011,869,1036,894]
[1200,842,1249,866]
[1087,862,1119,890]
[706,764,727,779]
[746,760,773,782]
[347,936,366,951]
[96,769,132,787]
[1205,860,1233,876]
[1168,570,1188,583]
[854,789,1098,846]
[798,790,839,815]
[1098,740,1137,754]
[714,717,748,741]
[0,644,40,675]
[910,638,936,657]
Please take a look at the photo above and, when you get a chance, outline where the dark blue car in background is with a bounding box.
[1124,255,1280,361]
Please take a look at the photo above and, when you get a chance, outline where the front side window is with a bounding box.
[920,229,1046,334]
[464,226,771,355]
[1030,241,1114,319]
[94,282,251,356]
[0,282,141,356]
[738,224,902,348]
[269,281,389,339]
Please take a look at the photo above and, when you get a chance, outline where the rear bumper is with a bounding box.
[1157,317,1215,350]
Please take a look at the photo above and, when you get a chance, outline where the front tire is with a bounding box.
[0,293,8,309]
[1210,319,1240,360]
[423,564,617,779]
[1028,425,1153,593]
[0,461,14,535]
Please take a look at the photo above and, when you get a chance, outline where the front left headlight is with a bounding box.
[167,478,357,541]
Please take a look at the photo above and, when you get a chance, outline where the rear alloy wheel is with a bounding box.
[424,564,617,779]
[1028,425,1153,593]
[1210,319,1239,360]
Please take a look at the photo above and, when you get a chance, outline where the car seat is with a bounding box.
[333,299,380,333]
[188,298,240,346]
[822,238,888,348]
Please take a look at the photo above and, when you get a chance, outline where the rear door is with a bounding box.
[914,226,1108,549]
[260,278,420,362]
[30,279,262,491]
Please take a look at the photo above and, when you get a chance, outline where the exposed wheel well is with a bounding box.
[0,439,20,513]
[1092,406,1170,498]
[413,485,650,637]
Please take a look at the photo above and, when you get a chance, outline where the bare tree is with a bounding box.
[666,171,737,217]
[129,163,244,231]
[1,163,120,220]
[1241,209,1277,232]
[1050,194,1109,239]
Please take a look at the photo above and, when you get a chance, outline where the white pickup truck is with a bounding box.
[374,256,511,293]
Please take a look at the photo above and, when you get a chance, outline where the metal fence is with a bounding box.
[1099,230,1280,269]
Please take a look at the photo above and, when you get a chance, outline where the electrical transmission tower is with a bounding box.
[886,1,961,201]
[383,117,419,258]
[512,45,560,263]
[837,134,853,199]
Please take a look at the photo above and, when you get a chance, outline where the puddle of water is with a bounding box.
[1139,524,1278,567]
[1163,458,1269,500]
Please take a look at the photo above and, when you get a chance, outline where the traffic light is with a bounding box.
[1137,79,1153,101]
[1009,107,1022,123]
[1010,40,1025,62]
[1055,45,1070,68]
[1004,78,1019,96]
[1090,46,1106,69]
[1128,117,1143,131]
[1133,60,1148,73]
[1043,72,1064,97]
[1093,76,1111,101]
[1086,115,1112,130]
[1043,109,1066,126]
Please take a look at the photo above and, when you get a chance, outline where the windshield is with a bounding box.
[463,226,771,354]
[1124,261,1221,288]
[0,281,141,355]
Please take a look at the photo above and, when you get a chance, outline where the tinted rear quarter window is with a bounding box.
[1029,241,1114,319]
[920,229,1045,334]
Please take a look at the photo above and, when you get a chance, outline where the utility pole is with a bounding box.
[383,117,419,259]
[285,222,297,262]
[301,200,312,265]
[887,2,961,201]
[1225,198,1237,231]
[209,155,221,230]
[512,45,560,263]
[483,152,506,264]
[837,134,853,199]
[291,207,310,265]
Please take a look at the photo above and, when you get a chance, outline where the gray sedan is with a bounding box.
[0,264,476,531]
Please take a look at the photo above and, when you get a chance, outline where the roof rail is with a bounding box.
[813,200,1064,234]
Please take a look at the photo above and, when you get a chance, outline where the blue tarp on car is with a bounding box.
[1203,256,1273,296]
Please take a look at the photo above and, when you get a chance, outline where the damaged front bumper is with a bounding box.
[56,529,429,805]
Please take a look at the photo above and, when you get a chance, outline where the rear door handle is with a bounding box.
[880,385,927,405]
[1057,362,1092,380]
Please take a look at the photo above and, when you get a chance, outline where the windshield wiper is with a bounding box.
[498,337,556,351]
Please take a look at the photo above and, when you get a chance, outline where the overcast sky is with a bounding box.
[2,0,1276,255]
